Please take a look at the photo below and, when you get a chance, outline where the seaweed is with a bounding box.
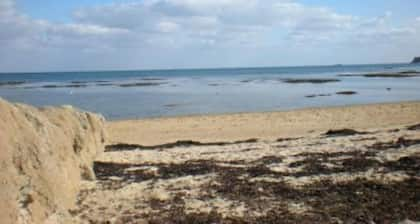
[105,139,258,152]
[324,129,368,137]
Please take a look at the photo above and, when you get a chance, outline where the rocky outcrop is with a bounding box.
[411,57,420,64]
[0,98,106,224]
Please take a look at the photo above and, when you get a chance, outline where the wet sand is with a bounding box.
[73,102,420,223]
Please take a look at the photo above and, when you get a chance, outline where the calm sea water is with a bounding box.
[1,63,420,120]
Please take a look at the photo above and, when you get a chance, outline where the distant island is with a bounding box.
[411,57,420,63]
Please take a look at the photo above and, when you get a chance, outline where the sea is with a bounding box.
[1,63,420,120]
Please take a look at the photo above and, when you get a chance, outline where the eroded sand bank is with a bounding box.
[71,102,420,223]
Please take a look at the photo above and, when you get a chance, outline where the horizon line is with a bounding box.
[0,61,413,75]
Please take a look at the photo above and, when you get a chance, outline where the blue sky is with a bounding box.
[17,0,419,24]
[1,0,420,72]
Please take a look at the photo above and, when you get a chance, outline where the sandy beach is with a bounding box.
[3,1,420,223]
[69,102,420,223]
[108,101,420,145]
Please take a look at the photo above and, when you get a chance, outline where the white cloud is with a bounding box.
[156,21,180,33]
[0,0,419,71]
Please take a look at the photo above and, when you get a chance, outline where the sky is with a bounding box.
[1,0,420,72]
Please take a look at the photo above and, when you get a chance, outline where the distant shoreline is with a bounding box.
[0,62,413,75]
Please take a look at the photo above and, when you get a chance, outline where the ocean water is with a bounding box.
[1,63,420,120]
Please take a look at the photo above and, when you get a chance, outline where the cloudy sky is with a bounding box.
[1,0,420,72]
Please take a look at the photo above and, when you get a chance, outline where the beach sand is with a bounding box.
[108,101,420,145]
[74,102,420,223]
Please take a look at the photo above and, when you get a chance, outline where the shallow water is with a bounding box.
[1,63,420,120]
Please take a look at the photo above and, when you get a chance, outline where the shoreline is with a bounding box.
[107,101,420,145]
[109,100,420,121]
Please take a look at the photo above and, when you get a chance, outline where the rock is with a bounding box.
[119,82,164,87]
[281,78,341,84]
[0,98,106,224]
[305,94,332,98]
[411,57,420,64]
[336,91,357,95]
[363,73,419,78]
[338,71,419,78]
[0,81,26,86]
[41,84,87,88]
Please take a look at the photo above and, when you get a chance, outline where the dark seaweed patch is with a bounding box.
[141,78,166,81]
[276,137,302,142]
[105,139,258,152]
[90,151,420,223]
[93,162,157,183]
[0,81,26,86]
[241,79,254,83]
[96,83,114,86]
[281,79,341,84]
[407,124,420,131]
[351,137,377,142]
[336,91,357,95]
[146,168,420,224]
[119,82,165,87]
[41,84,87,88]
[339,71,420,78]
[369,137,420,150]
[71,81,89,84]
[324,129,368,137]
[364,74,419,78]
[305,94,332,98]
[384,156,420,175]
